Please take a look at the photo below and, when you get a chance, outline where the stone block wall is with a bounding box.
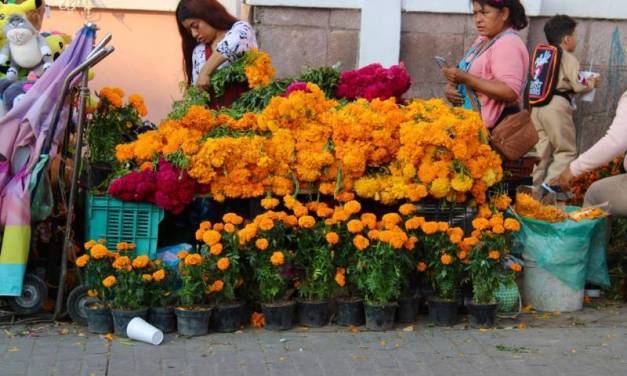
[253,6,627,152]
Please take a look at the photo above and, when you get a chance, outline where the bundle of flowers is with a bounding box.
[568,155,625,205]
[210,48,275,98]
[335,63,411,102]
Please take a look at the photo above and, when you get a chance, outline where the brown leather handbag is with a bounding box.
[490,109,539,161]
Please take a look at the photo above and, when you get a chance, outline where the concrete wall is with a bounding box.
[253,6,627,153]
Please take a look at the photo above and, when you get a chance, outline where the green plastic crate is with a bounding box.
[85,194,164,259]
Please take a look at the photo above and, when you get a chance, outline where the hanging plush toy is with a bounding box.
[0,0,41,46]
[0,13,51,81]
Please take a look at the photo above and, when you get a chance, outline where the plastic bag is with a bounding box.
[511,206,610,290]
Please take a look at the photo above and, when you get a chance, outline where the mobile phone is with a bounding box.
[434,56,449,69]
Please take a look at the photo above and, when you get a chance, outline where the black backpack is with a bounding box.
[527,44,563,108]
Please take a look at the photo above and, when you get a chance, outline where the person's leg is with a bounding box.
[583,174,627,216]
[544,105,577,184]
[531,108,551,186]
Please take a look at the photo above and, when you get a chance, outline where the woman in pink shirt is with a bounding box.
[442,0,530,129]
[553,91,627,216]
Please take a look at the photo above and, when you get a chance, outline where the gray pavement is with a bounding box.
[2,303,627,376]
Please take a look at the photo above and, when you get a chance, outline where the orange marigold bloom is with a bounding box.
[347,219,364,234]
[142,274,153,282]
[200,221,212,230]
[360,213,377,229]
[195,229,205,241]
[255,238,269,250]
[211,280,224,293]
[326,232,339,245]
[270,251,285,266]
[298,215,316,229]
[152,269,166,281]
[492,224,505,234]
[132,255,150,269]
[76,254,90,267]
[116,242,128,251]
[185,253,203,266]
[177,251,189,260]
[488,250,500,260]
[382,213,402,226]
[112,256,131,270]
[405,216,424,230]
[492,194,512,211]
[84,240,96,250]
[251,312,265,328]
[448,227,464,244]
[259,218,275,231]
[417,262,427,272]
[463,237,480,248]
[90,244,109,259]
[223,213,244,225]
[504,218,521,232]
[102,275,117,288]
[353,235,370,251]
[457,251,468,260]
[367,229,380,240]
[316,206,334,218]
[343,200,362,215]
[210,243,223,256]
[261,197,280,210]
[437,222,449,232]
[441,253,453,265]
[511,263,522,272]
[217,257,230,271]
[335,272,346,287]
[472,218,490,231]
[213,223,225,231]
[224,223,236,233]
[421,221,438,235]
[399,203,417,216]
[203,230,222,246]
[87,289,98,297]
[293,205,309,218]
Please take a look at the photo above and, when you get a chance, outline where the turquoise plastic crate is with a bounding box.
[85,194,164,259]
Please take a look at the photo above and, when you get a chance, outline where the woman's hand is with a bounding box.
[550,167,576,192]
[195,73,211,91]
[444,83,463,106]
[442,68,469,85]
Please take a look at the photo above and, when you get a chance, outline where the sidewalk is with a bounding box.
[1,302,627,376]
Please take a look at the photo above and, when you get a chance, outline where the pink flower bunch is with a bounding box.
[335,63,412,101]
[283,81,311,96]
[108,160,198,214]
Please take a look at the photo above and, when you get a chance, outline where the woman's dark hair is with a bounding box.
[472,0,529,30]
[176,0,238,85]
[544,15,577,46]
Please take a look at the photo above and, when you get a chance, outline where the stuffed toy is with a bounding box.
[0,13,51,81]
[0,0,42,46]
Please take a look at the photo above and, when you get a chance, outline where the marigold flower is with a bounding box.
[417,262,427,272]
[87,289,98,297]
[177,251,189,260]
[457,251,468,260]
[421,221,438,235]
[353,235,370,251]
[223,213,244,225]
[437,222,449,232]
[203,230,222,246]
[211,279,224,293]
[293,205,309,218]
[504,218,521,232]
[399,203,417,216]
[488,250,500,260]
[343,200,362,215]
[195,229,205,241]
[217,257,230,271]
[102,275,117,288]
[441,253,453,265]
[76,254,90,267]
[142,274,153,282]
[255,238,269,250]
[132,255,150,269]
[404,216,424,230]
[492,194,512,211]
[251,312,265,328]
[84,240,96,250]
[200,221,211,231]
[360,213,377,229]
[259,218,275,231]
[382,213,402,226]
[347,219,364,234]
[472,218,490,231]
[511,263,522,272]
[224,223,236,233]
[210,243,223,256]
[492,224,505,234]
[116,242,128,251]
[213,223,225,231]
[152,269,166,281]
[261,197,280,210]
[185,253,203,266]
[90,244,109,259]
[112,256,131,270]
[463,237,479,248]
[335,272,346,287]
[367,229,380,240]
[298,215,316,229]
[270,251,285,266]
[326,232,339,245]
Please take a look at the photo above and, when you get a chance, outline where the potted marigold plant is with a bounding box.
[292,203,335,328]
[146,261,177,334]
[200,214,247,333]
[354,212,408,331]
[244,209,296,331]
[466,214,521,328]
[395,204,422,324]
[326,200,368,326]
[85,87,148,190]
[176,251,211,336]
[418,220,466,326]
[106,254,151,337]
[75,240,116,334]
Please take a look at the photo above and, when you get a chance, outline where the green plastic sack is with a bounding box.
[511,206,610,290]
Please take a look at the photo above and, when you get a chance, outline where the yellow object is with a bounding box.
[0,0,41,46]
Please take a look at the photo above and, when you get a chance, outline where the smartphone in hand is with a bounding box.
[434,56,449,69]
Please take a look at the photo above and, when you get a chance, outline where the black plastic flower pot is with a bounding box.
[149,307,177,334]
[396,295,420,324]
[365,303,397,331]
[175,307,212,337]
[211,302,245,333]
[335,298,365,326]
[261,301,295,331]
[86,162,114,189]
[428,298,459,327]
[296,299,330,327]
[468,302,498,328]
[85,303,113,334]
[111,307,149,337]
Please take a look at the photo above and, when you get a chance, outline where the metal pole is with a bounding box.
[53,70,91,321]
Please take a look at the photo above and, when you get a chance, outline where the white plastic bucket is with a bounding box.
[126,317,164,345]
[522,258,583,312]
